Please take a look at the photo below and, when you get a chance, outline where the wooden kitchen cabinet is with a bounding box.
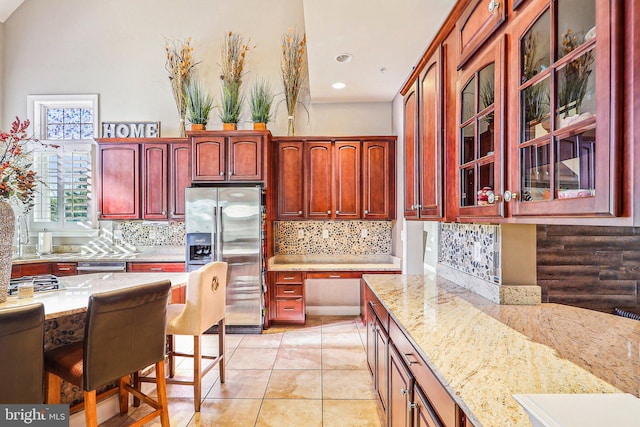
[363,139,396,220]
[404,46,444,220]
[507,0,621,218]
[389,343,412,427]
[190,131,267,183]
[334,141,361,219]
[276,141,305,219]
[306,141,333,219]
[11,263,51,278]
[97,143,139,219]
[126,262,185,272]
[456,0,507,68]
[96,138,189,221]
[142,143,168,219]
[270,271,305,324]
[51,262,77,276]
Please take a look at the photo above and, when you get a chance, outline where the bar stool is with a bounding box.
[138,261,227,412]
[0,303,45,404]
[44,281,172,427]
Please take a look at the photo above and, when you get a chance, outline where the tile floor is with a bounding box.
[101,315,385,426]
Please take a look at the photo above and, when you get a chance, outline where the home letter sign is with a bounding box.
[102,121,160,138]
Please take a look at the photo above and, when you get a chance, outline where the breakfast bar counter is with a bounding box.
[363,273,640,427]
[0,272,188,319]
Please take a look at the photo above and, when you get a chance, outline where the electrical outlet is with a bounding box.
[148,230,157,240]
[297,229,304,239]
[361,229,369,238]
[113,229,123,240]
[473,242,482,262]
[322,229,329,239]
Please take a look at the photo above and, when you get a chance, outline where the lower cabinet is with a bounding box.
[270,271,305,324]
[364,282,473,427]
[11,263,51,278]
[126,262,185,272]
[51,262,77,276]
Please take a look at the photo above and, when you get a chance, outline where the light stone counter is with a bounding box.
[12,252,185,265]
[269,254,401,271]
[363,273,640,427]
[0,272,188,319]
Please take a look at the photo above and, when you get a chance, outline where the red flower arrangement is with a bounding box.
[0,117,57,212]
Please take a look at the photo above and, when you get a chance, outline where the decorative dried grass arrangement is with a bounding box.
[165,38,199,136]
[281,28,307,136]
[219,32,252,125]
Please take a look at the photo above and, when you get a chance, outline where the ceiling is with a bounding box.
[0,0,456,103]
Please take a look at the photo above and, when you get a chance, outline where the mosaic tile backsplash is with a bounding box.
[111,221,186,247]
[275,221,392,255]
[438,222,500,284]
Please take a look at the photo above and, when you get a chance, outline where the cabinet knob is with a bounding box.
[162,211,166,215]
[336,210,340,215]
[364,209,369,214]
[297,210,303,215]
[327,210,331,214]
[220,171,225,176]
[400,388,409,396]
[229,171,233,176]
[408,402,418,410]
[488,0,500,13]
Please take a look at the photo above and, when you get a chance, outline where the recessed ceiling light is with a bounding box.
[332,82,346,89]
[335,53,352,63]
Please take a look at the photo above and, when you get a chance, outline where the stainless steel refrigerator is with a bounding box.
[185,186,265,333]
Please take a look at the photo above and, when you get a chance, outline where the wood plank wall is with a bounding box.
[537,225,640,314]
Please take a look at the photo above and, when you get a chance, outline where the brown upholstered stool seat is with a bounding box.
[0,303,45,404]
[45,281,172,427]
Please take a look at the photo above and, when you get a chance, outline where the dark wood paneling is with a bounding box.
[537,225,640,313]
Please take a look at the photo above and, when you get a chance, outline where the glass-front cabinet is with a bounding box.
[456,36,505,220]
[509,0,620,217]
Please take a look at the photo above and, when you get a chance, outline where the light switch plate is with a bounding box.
[297,229,304,239]
[361,229,369,238]
[322,229,329,238]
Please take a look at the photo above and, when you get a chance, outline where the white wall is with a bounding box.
[1,0,392,136]
[391,91,404,258]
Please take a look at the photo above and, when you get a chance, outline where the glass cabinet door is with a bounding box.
[510,0,619,217]
[457,36,505,220]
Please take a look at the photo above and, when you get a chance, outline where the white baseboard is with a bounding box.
[306,305,360,316]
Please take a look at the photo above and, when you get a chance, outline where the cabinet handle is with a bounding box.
[329,275,341,278]
[283,307,295,311]
[404,352,420,366]
[369,301,377,307]
[150,267,163,271]
[298,210,303,215]
[58,267,71,271]
[488,0,500,13]
[364,209,369,214]
[229,171,233,176]
[283,276,296,280]
[336,210,340,215]
[162,211,166,215]
[408,402,418,410]
[400,388,409,396]
[283,290,295,294]
[220,171,225,176]
[327,210,331,214]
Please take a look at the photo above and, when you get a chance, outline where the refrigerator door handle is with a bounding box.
[216,206,223,261]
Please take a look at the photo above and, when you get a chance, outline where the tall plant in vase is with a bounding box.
[219,31,252,129]
[281,28,307,136]
[0,117,57,302]
[165,38,199,137]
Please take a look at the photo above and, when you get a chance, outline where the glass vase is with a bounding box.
[287,115,295,136]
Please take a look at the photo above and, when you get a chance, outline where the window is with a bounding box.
[27,95,99,232]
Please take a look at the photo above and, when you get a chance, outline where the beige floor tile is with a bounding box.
[226,347,278,369]
[322,331,365,348]
[256,399,323,427]
[206,369,271,399]
[265,369,322,399]
[322,316,361,333]
[188,398,262,427]
[323,400,385,426]
[274,347,322,369]
[238,332,283,348]
[281,331,322,348]
[322,370,376,400]
[322,347,368,370]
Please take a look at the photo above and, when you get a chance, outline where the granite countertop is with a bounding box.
[363,273,640,427]
[0,272,188,319]
[268,254,401,271]
[12,252,185,264]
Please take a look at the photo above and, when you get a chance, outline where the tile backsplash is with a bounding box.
[111,221,186,246]
[438,222,500,284]
[275,221,392,255]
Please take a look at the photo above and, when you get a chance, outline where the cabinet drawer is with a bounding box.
[276,284,303,298]
[366,286,388,331]
[12,263,51,278]
[276,271,303,283]
[127,262,185,272]
[306,271,362,279]
[52,263,77,276]
[275,299,304,320]
[389,318,456,427]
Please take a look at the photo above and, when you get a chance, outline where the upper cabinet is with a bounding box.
[404,46,445,220]
[456,36,506,221]
[273,137,396,221]
[189,130,269,183]
[457,0,506,68]
[508,0,620,217]
[97,138,189,220]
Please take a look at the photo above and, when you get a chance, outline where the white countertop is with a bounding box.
[0,272,188,319]
[268,254,401,271]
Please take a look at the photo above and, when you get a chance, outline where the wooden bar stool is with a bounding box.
[0,303,45,404]
[137,261,227,412]
[44,281,172,427]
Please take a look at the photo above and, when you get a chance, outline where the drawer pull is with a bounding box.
[283,276,296,280]
[283,308,295,311]
[283,290,295,294]
[58,267,71,271]
[404,352,420,366]
[329,275,341,278]
[150,267,163,271]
